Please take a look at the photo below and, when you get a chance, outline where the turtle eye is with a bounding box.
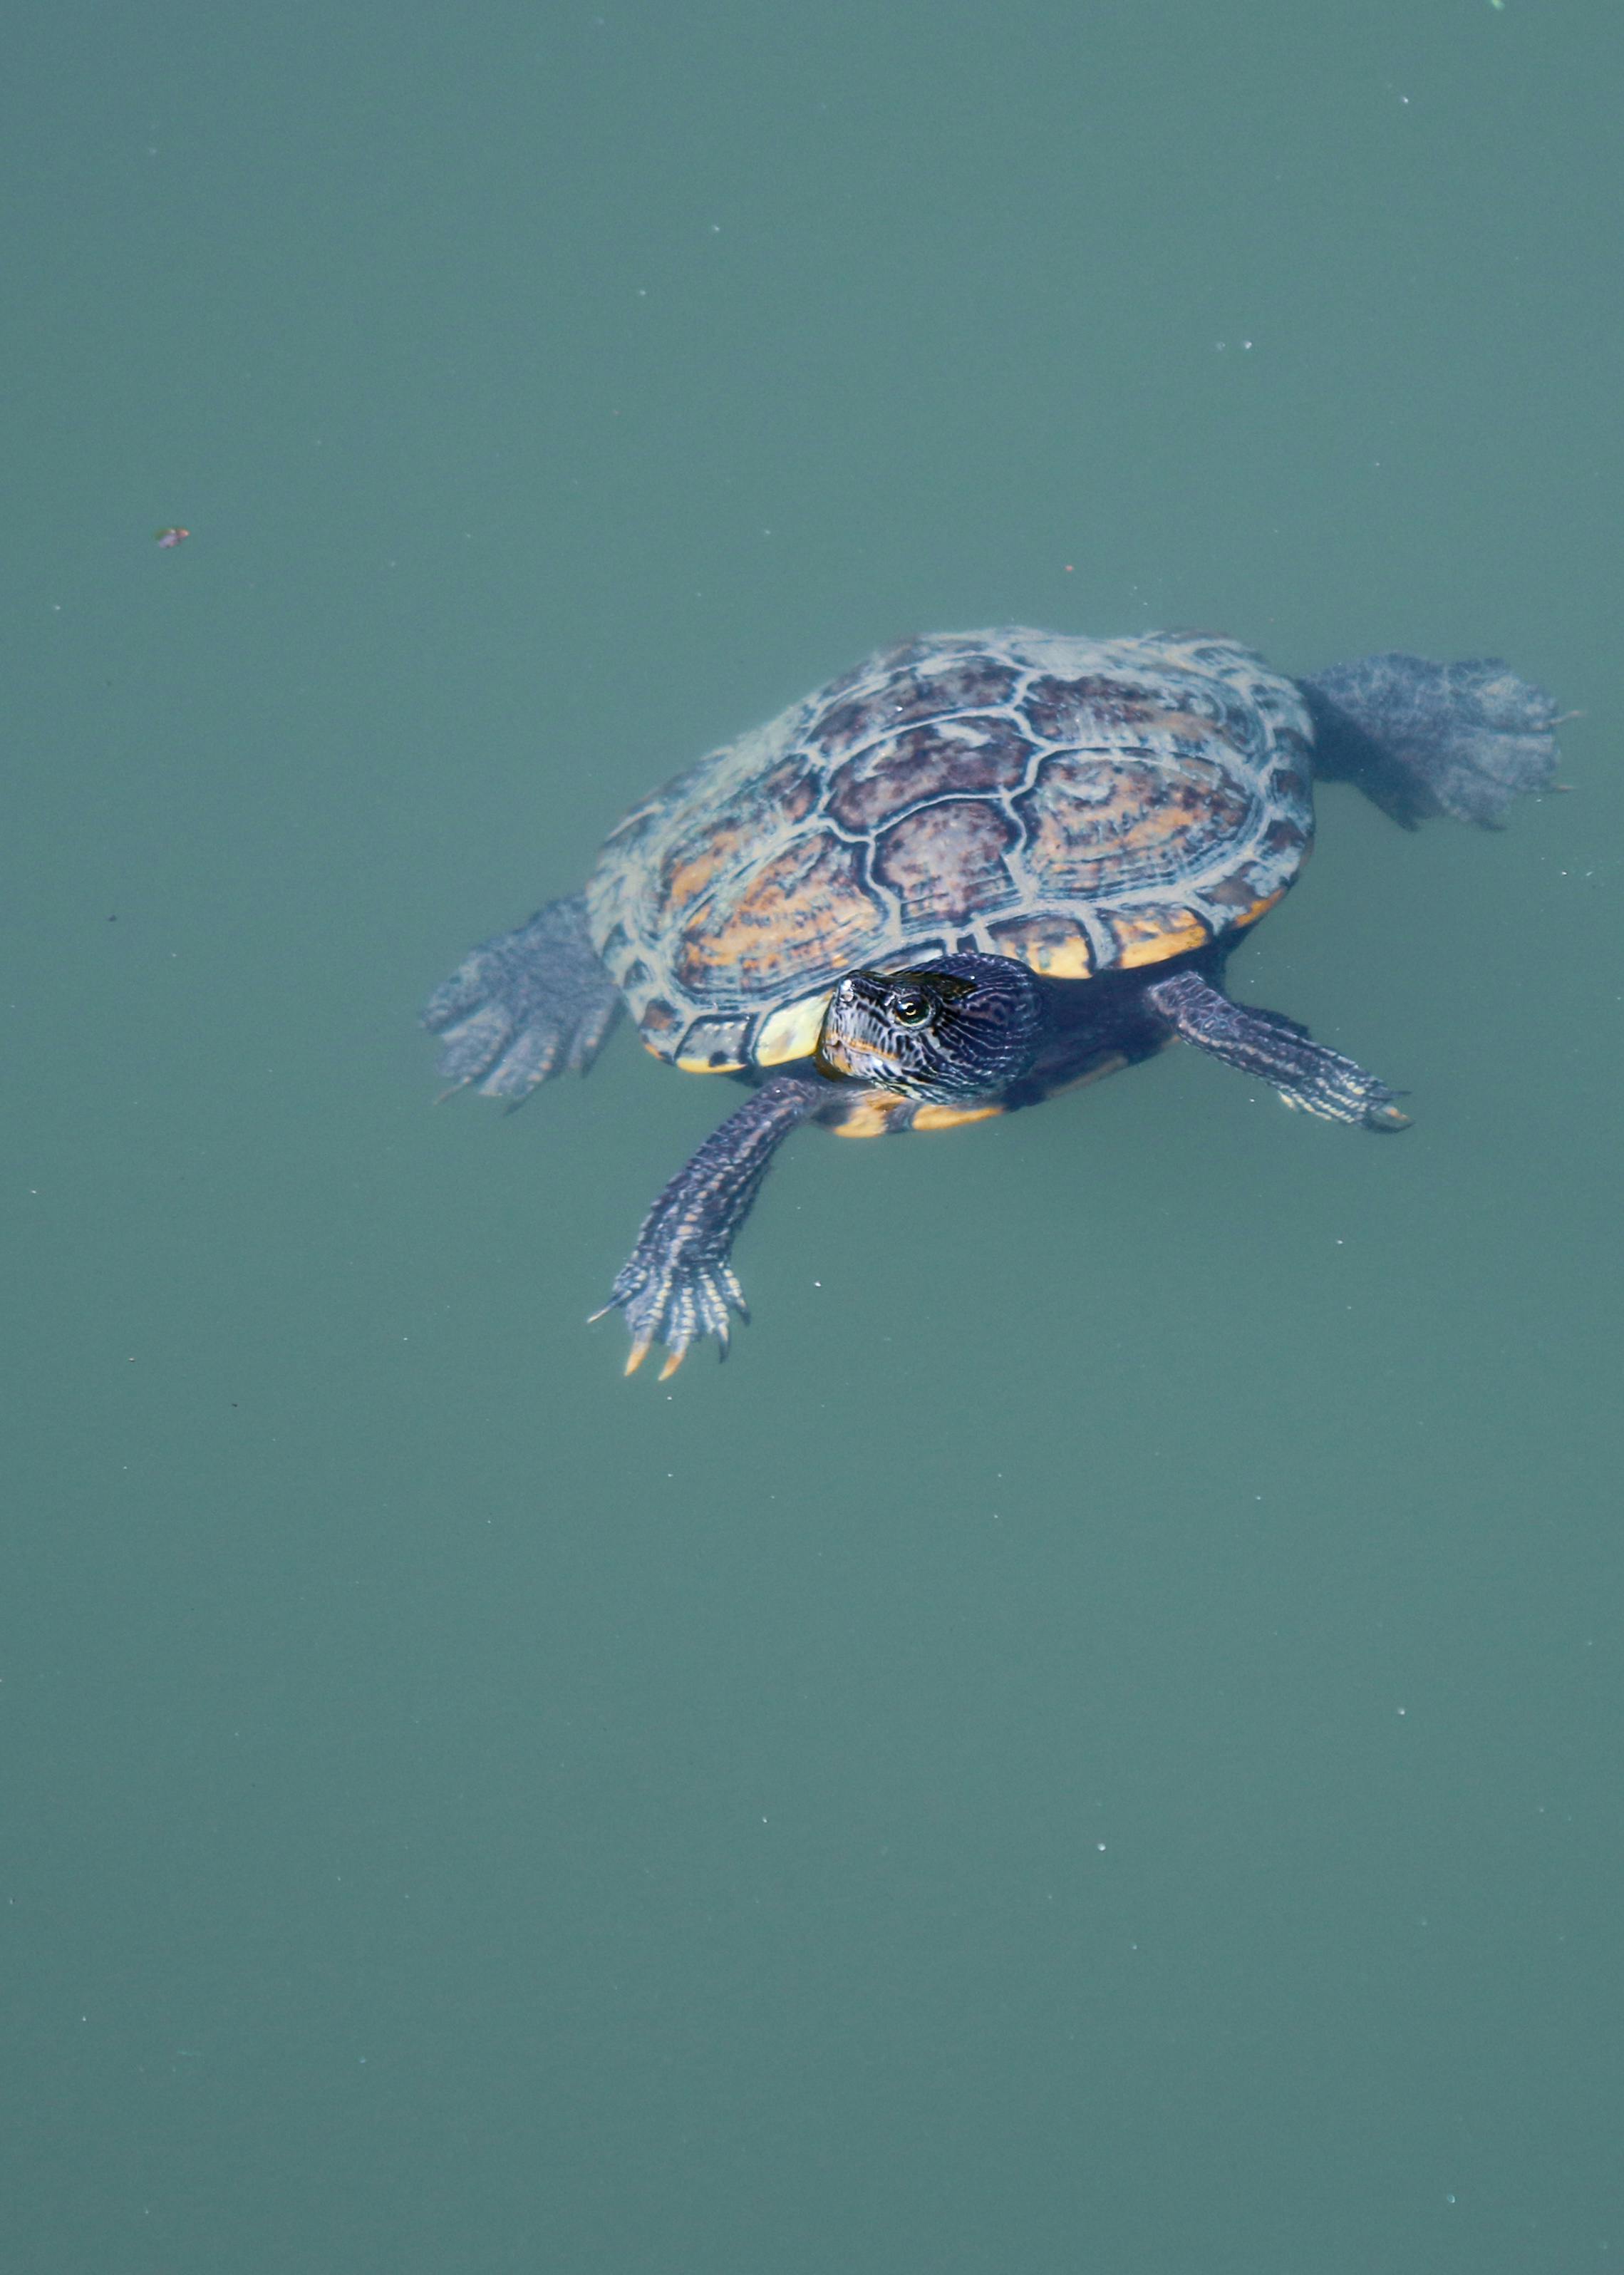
[890,989,933,1028]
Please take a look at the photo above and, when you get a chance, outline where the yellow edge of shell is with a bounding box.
[1015,935,1095,979]
[1117,914,1211,970]
[755,990,833,1066]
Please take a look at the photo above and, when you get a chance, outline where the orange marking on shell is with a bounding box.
[987,913,1095,979]
[675,830,886,998]
[1114,909,1211,968]
[656,819,753,924]
[911,1101,1005,1132]
[1020,752,1252,904]
[652,758,821,925]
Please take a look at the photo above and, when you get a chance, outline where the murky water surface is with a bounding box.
[4,4,1621,2268]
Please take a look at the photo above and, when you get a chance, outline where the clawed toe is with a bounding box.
[1303,653,1561,827]
[1278,1071,1410,1131]
[590,1073,826,1381]
[425,994,562,1099]
[1428,662,1560,825]
[594,1253,748,1378]
[1147,969,1408,1132]
[422,897,622,1104]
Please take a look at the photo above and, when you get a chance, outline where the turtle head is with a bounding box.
[814,953,1044,1100]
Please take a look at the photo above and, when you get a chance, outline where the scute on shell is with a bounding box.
[584,629,1315,1069]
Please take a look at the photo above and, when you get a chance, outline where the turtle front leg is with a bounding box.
[1144,970,1410,1130]
[1299,654,1561,827]
[597,1072,839,1378]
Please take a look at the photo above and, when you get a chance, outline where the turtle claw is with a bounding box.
[1278,1071,1410,1130]
[592,1071,829,1380]
[599,1243,749,1380]
[1146,970,1409,1131]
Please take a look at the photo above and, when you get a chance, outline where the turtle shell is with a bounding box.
[584,629,1315,1073]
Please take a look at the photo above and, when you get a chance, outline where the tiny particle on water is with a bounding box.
[155,527,190,548]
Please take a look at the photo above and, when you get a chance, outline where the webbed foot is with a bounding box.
[1300,653,1560,827]
[423,894,621,1102]
[595,1073,833,1378]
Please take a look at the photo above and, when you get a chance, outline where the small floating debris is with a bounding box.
[155,527,190,549]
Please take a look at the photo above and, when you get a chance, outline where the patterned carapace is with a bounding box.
[584,629,1315,1075]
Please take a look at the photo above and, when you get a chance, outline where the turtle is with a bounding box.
[423,628,1561,1377]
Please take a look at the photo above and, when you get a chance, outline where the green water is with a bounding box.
[4,3,1621,2268]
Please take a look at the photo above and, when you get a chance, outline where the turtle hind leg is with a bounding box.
[423,892,622,1103]
[1144,969,1410,1130]
[1299,653,1560,827]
